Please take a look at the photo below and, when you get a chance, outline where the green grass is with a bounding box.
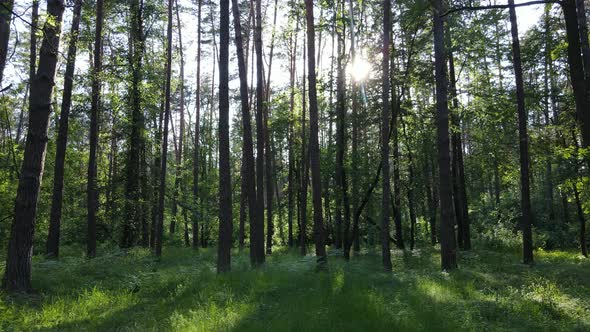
[1,245,589,331]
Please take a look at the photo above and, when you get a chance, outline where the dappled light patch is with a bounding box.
[1,245,589,331]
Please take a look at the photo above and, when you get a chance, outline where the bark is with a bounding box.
[192,0,202,250]
[349,4,360,253]
[2,0,65,292]
[264,0,278,255]
[300,27,309,256]
[0,0,14,86]
[433,0,457,270]
[543,7,556,223]
[151,104,163,249]
[87,0,105,259]
[304,0,327,266]
[231,0,258,258]
[217,0,232,273]
[573,185,587,256]
[334,0,345,251]
[156,0,174,257]
[380,0,393,271]
[122,0,144,248]
[287,17,299,248]
[253,0,266,264]
[448,33,470,250]
[509,0,534,265]
[391,80,404,250]
[47,0,82,258]
[171,0,186,236]
[562,0,590,149]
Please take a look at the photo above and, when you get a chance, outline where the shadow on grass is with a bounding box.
[1,245,589,331]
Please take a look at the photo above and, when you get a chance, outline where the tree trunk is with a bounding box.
[433,0,457,270]
[171,0,186,237]
[300,26,309,256]
[263,0,278,255]
[253,0,266,264]
[508,0,534,265]
[87,0,105,259]
[2,0,65,292]
[192,0,202,250]
[391,87,404,251]
[231,0,258,258]
[156,0,174,257]
[151,104,163,249]
[304,0,327,266]
[0,0,14,86]
[217,0,232,273]
[562,0,590,150]
[334,0,345,251]
[287,17,299,248]
[448,33,470,250]
[122,0,144,248]
[380,0,393,271]
[47,0,82,258]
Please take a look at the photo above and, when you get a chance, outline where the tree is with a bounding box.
[508,0,533,265]
[2,0,65,292]
[380,0,393,272]
[0,0,14,86]
[433,0,457,271]
[217,0,232,273]
[156,0,174,257]
[87,0,105,258]
[47,0,83,258]
[231,0,257,256]
[334,0,347,251]
[192,0,202,250]
[304,0,327,266]
[123,0,145,248]
[253,0,266,265]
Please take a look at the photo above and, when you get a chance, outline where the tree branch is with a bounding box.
[443,0,562,17]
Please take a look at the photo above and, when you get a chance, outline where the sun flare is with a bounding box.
[347,57,371,82]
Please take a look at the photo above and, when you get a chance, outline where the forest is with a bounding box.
[0,0,589,330]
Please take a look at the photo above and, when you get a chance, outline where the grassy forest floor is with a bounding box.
[1,244,589,331]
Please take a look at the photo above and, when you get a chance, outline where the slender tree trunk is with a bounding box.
[0,0,14,86]
[253,0,266,264]
[46,0,82,258]
[264,0,279,254]
[122,0,145,248]
[171,0,186,237]
[217,0,232,273]
[433,0,457,270]
[508,0,534,265]
[380,0,393,271]
[192,0,202,250]
[151,104,163,249]
[334,1,345,251]
[300,26,309,256]
[2,0,65,292]
[401,120,417,251]
[287,17,299,248]
[349,4,360,254]
[543,7,556,224]
[231,0,258,258]
[427,154,438,245]
[304,0,327,266]
[87,0,105,258]
[391,84,404,250]
[447,33,470,250]
[156,0,174,257]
